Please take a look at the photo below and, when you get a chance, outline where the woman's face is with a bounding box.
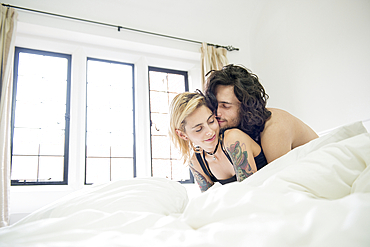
[180,105,219,152]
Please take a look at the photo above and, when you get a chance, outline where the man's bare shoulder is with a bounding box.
[266,107,313,127]
[264,108,295,131]
[260,108,318,162]
[264,108,318,148]
[267,108,295,120]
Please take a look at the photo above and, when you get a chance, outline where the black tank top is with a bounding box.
[195,135,268,185]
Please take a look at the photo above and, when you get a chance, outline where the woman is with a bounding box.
[169,91,268,192]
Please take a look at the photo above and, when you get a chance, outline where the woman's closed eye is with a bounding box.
[195,126,203,132]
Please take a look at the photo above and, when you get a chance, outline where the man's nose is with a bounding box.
[216,105,222,117]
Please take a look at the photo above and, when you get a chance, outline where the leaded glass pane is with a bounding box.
[151,135,171,159]
[11,156,38,181]
[152,159,171,179]
[150,91,169,114]
[168,74,186,93]
[38,156,64,181]
[111,158,134,181]
[149,71,167,92]
[149,68,191,182]
[85,158,110,184]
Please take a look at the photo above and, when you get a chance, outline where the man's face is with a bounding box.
[214,85,241,130]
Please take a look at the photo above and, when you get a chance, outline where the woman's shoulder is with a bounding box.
[223,128,254,143]
[189,152,198,163]
[189,153,202,168]
[222,128,261,156]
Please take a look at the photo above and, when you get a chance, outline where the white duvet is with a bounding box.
[1,122,370,247]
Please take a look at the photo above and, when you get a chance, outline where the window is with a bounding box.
[85,58,135,185]
[11,47,71,185]
[10,46,197,187]
[148,67,193,183]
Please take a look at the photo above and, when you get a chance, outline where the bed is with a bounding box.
[1,121,369,247]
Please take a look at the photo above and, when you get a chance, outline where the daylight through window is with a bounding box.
[149,67,193,183]
[85,58,135,184]
[11,48,71,185]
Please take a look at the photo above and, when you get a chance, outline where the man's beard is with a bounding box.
[217,109,241,131]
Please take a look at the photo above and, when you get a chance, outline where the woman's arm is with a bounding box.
[224,129,258,182]
[189,156,214,192]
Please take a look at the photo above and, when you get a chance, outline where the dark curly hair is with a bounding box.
[204,64,271,143]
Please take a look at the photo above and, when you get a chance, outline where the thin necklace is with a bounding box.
[204,139,220,160]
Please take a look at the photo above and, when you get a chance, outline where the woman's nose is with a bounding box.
[205,125,213,136]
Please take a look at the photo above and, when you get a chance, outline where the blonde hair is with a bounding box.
[169,91,207,164]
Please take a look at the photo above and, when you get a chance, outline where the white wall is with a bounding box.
[248,0,370,132]
[5,0,252,65]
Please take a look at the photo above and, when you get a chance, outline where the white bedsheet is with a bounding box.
[1,122,369,247]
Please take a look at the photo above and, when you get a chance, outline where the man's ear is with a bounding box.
[175,129,188,141]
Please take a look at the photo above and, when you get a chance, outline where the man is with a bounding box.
[205,64,318,163]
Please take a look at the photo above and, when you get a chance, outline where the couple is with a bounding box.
[169,64,318,192]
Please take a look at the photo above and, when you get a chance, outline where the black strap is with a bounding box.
[195,152,217,182]
[220,132,233,164]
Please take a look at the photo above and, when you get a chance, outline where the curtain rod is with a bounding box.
[2,3,239,51]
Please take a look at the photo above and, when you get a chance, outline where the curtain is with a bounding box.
[0,5,17,228]
[200,42,229,91]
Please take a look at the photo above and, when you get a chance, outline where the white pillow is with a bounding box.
[260,133,370,199]
[245,121,368,187]
[16,177,188,225]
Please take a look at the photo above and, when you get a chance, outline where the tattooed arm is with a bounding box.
[189,157,214,192]
[224,129,258,182]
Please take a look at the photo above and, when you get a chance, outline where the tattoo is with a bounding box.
[189,164,213,192]
[227,141,254,182]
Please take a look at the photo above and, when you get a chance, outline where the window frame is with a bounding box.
[148,66,194,184]
[10,47,72,186]
[84,57,136,185]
